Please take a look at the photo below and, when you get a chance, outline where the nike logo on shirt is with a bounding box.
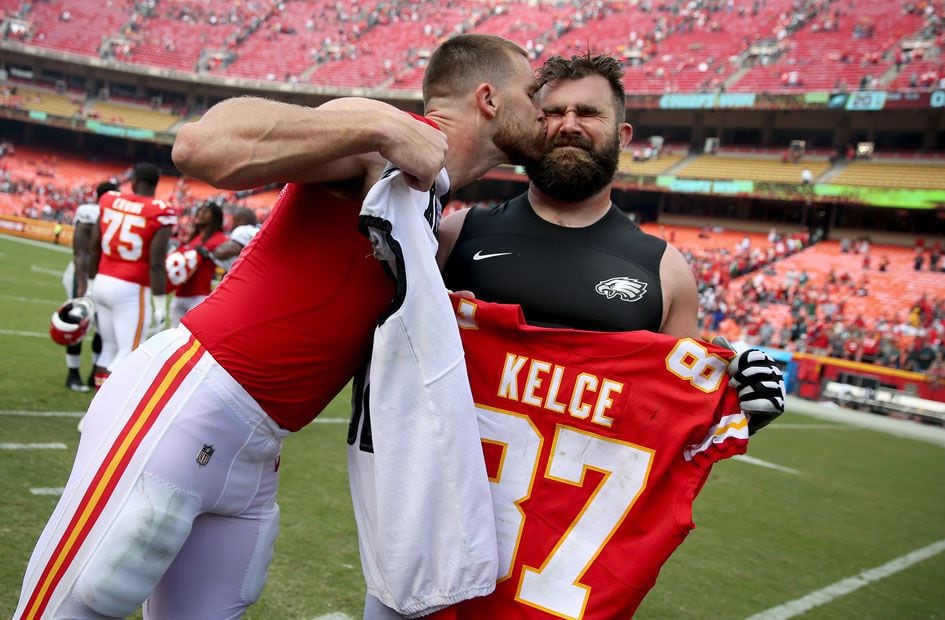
[472,251,513,261]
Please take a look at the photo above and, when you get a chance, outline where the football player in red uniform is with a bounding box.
[166,201,227,326]
[15,33,546,620]
[87,163,176,387]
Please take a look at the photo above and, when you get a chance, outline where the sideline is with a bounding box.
[0,233,71,253]
[745,539,945,620]
[786,395,945,448]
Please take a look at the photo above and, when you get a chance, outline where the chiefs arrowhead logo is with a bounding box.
[595,277,648,303]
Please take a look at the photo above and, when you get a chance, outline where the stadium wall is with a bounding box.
[4,42,945,241]
[0,214,73,245]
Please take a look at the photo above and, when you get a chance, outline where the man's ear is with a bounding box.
[474,83,498,120]
[619,122,634,149]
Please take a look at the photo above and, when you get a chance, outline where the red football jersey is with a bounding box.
[168,230,229,296]
[181,183,396,430]
[440,297,748,620]
[97,191,178,286]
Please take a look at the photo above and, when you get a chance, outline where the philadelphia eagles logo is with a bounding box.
[595,277,648,302]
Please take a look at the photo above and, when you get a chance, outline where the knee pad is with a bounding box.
[75,474,200,617]
[241,502,280,605]
[92,332,102,354]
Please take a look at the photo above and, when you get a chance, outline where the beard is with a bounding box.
[525,132,620,203]
[492,109,546,168]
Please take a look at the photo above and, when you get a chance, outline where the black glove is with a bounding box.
[713,337,785,435]
[194,245,213,260]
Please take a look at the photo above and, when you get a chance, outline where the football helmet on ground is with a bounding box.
[50,297,95,346]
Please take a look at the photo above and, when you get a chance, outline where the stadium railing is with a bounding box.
[821,380,945,426]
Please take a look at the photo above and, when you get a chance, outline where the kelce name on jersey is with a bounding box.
[496,353,623,429]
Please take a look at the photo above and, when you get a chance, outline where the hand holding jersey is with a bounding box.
[374,107,449,191]
[713,336,786,434]
[350,167,499,617]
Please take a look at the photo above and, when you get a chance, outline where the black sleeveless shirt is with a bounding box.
[443,193,666,332]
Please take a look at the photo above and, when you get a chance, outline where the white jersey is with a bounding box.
[74,202,100,226]
[348,167,498,617]
[62,203,101,297]
[216,223,261,271]
[229,223,260,248]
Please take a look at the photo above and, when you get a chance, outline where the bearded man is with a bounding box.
[438,53,697,337]
[414,53,785,620]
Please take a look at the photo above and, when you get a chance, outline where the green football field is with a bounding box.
[1,233,943,619]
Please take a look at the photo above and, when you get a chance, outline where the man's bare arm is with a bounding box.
[658,244,700,339]
[435,209,471,271]
[211,240,243,262]
[88,222,102,280]
[172,97,447,191]
[149,226,173,296]
[72,222,94,296]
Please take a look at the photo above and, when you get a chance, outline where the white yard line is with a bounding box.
[0,329,48,338]
[732,454,800,475]
[0,233,71,253]
[307,614,354,620]
[30,487,64,496]
[0,411,84,418]
[0,442,67,450]
[769,423,849,430]
[746,539,945,620]
[31,265,64,277]
[0,293,60,305]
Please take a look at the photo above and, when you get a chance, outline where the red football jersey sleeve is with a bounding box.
[443,296,748,620]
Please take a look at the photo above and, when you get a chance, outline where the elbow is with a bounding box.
[172,126,198,176]
[173,124,235,188]
[172,124,211,183]
[172,125,249,190]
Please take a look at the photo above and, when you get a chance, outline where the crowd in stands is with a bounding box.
[0,143,111,222]
[3,0,943,94]
[3,135,944,381]
[0,142,270,232]
[681,227,945,379]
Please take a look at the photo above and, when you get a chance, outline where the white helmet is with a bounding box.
[50,297,95,346]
